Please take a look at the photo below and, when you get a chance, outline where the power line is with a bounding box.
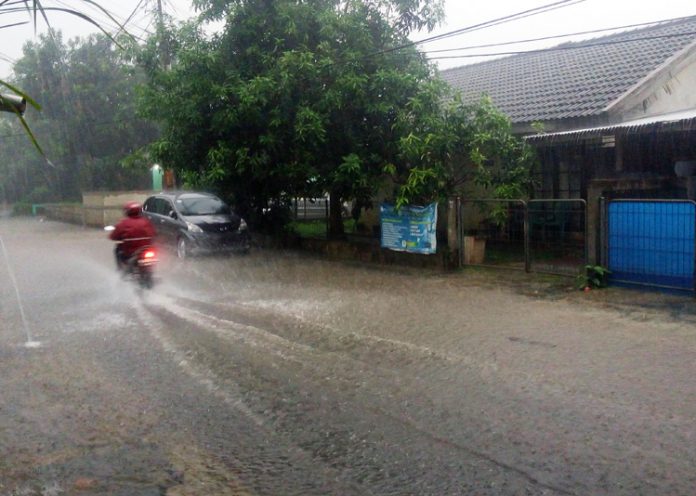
[427,30,696,61]
[162,0,180,17]
[0,52,17,63]
[375,0,587,56]
[420,16,696,55]
[51,0,153,38]
[421,0,587,46]
[113,0,147,38]
[134,15,154,41]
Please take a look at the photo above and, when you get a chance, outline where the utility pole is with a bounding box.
[155,0,170,69]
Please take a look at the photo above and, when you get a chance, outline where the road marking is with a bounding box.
[0,234,40,348]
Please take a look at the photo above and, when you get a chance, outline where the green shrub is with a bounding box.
[577,264,611,289]
[12,202,32,216]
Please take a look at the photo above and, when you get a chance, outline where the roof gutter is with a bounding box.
[524,108,696,143]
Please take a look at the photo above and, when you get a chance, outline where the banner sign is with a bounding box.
[380,203,437,254]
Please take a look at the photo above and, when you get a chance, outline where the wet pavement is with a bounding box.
[2,217,696,495]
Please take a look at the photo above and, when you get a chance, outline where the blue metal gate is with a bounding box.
[607,200,696,291]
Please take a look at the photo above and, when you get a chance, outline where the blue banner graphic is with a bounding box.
[380,203,437,254]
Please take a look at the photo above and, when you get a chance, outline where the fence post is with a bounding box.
[325,197,329,237]
[523,200,530,273]
[599,197,607,267]
[583,199,589,267]
[456,196,463,268]
[447,197,459,265]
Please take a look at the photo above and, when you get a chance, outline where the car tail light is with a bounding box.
[143,250,156,259]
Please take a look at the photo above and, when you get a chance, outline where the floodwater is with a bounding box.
[2,217,696,495]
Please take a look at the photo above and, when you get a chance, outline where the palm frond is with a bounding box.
[0,80,40,110]
[1,0,131,156]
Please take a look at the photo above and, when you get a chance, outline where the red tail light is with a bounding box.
[143,250,156,259]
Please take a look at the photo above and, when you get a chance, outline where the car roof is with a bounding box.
[150,191,220,201]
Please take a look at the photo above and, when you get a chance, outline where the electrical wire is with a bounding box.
[426,30,696,61]
[51,0,153,37]
[421,0,587,46]
[420,15,696,55]
[0,52,17,63]
[113,0,147,38]
[375,0,587,56]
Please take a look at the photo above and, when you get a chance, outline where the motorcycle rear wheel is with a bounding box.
[140,270,154,289]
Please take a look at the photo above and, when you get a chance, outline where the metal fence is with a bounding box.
[528,199,587,275]
[292,197,330,220]
[602,199,696,292]
[291,197,355,222]
[459,199,527,270]
[458,198,587,276]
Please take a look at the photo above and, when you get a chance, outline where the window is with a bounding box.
[153,198,173,216]
[143,197,156,212]
[175,195,230,216]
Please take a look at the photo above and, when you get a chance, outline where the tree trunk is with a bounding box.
[328,191,345,240]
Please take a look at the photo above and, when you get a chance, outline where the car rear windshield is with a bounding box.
[176,196,230,216]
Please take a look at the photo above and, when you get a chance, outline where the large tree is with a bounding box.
[393,92,538,208]
[139,0,444,236]
[0,1,128,137]
[1,32,158,203]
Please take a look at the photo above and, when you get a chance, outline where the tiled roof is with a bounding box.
[438,16,696,124]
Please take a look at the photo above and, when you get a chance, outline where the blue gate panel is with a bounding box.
[608,201,695,291]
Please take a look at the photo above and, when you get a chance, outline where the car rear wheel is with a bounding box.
[177,237,188,259]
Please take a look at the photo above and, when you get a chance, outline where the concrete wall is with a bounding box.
[42,204,84,225]
[296,237,456,270]
[82,191,152,227]
[609,46,696,122]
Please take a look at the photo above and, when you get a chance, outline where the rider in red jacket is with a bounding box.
[109,202,156,267]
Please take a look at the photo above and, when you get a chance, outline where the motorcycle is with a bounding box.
[104,226,158,289]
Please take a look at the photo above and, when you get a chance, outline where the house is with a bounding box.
[439,15,696,265]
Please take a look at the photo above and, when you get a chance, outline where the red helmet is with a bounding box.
[123,201,142,218]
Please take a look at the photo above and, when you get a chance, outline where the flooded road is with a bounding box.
[2,217,696,495]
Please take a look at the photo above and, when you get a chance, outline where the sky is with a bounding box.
[419,0,696,70]
[1,0,695,79]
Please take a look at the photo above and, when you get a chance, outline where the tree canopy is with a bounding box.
[394,93,537,208]
[139,0,450,235]
[1,0,536,237]
[0,0,129,142]
[0,33,158,203]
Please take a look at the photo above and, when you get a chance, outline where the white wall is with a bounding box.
[82,191,152,226]
[610,47,696,121]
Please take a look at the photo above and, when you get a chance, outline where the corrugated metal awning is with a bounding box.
[525,108,696,142]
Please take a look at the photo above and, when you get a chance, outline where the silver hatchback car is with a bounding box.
[143,191,250,258]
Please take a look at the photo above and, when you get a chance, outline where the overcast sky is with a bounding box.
[1,0,695,79]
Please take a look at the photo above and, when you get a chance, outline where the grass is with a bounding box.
[290,219,357,238]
